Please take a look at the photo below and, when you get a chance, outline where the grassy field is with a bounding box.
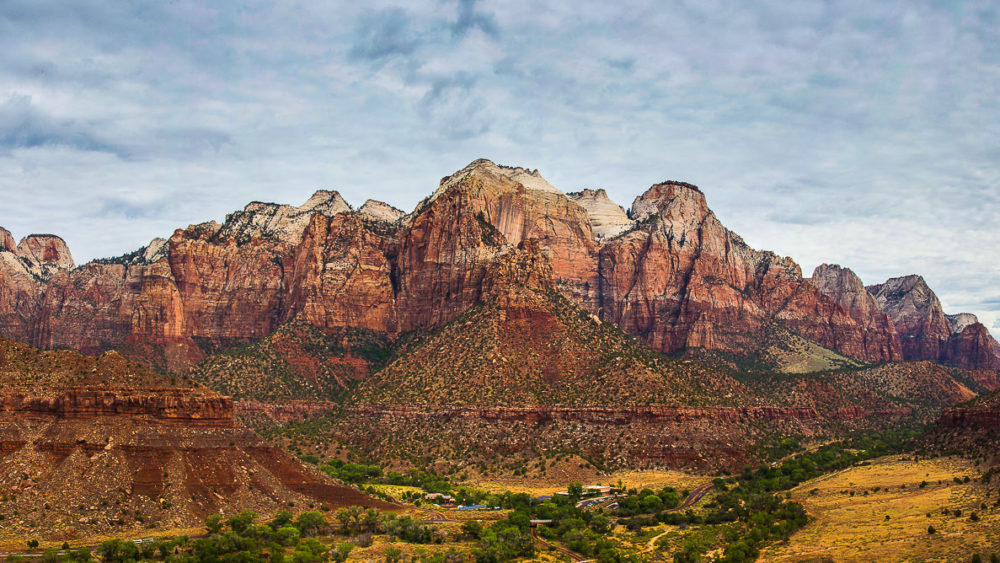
[761,455,1000,562]
[462,458,706,497]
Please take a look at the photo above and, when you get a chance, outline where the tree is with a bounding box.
[461,520,484,539]
[296,511,327,537]
[276,526,302,547]
[928,525,936,535]
[331,543,354,563]
[384,547,404,563]
[271,510,294,529]
[228,511,258,534]
[205,513,224,534]
[568,483,584,498]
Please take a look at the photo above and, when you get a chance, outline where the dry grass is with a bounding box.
[762,455,1000,562]
[462,463,705,497]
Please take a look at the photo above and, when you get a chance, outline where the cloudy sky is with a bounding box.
[1,0,998,334]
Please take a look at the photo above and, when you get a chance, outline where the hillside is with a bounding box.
[0,336,390,542]
[355,242,746,407]
[188,319,395,401]
[273,244,983,472]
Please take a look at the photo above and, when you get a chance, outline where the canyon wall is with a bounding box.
[2,159,997,372]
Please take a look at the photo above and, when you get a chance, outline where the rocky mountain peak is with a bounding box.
[629,181,707,223]
[566,189,634,241]
[0,227,16,253]
[430,159,562,205]
[809,264,903,361]
[811,263,866,294]
[299,189,352,216]
[947,313,980,335]
[16,234,74,279]
[358,199,405,223]
[218,190,352,245]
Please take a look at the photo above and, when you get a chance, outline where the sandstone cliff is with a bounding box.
[809,264,903,361]
[0,159,992,373]
[868,275,1000,370]
[597,182,898,362]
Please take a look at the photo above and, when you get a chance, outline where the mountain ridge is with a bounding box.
[1,158,997,374]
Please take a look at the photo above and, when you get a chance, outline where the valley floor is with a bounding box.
[761,455,1000,562]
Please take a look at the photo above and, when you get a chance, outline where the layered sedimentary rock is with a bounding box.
[0,158,991,372]
[868,275,1000,369]
[0,388,233,423]
[809,264,903,361]
[566,188,634,240]
[597,181,897,361]
[0,337,389,541]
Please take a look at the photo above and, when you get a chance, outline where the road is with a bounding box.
[674,482,713,511]
[531,525,587,562]
[641,482,715,554]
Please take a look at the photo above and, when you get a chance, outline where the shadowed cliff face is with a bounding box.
[0,159,994,372]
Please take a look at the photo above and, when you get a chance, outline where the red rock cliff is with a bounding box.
[0,160,990,371]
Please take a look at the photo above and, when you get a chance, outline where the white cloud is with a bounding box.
[0,0,997,327]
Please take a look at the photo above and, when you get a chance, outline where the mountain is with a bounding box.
[283,240,979,471]
[0,336,389,542]
[809,264,903,361]
[867,275,1000,370]
[926,388,1000,463]
[353,239,746,407]
[2,158,960,375]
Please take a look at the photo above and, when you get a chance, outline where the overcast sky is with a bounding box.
[1,0,998,335]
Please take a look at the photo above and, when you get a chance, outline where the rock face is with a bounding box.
[566,188,634,240]
[868,275,1000,369]
[358,199,405,223]
[16,234,75,279]
[0,227,16,253]
[397,159,600,328]
[809,264,903,361]
[0,159,992,372]
[597,182,896,361]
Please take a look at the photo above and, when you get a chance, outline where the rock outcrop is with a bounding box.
[16,234,75,279]
[597,182,897,361]
[566,188,634,240]
[0,159,991,372]
[0,336,390,541]
[809,264,903,361]
[868,275,1000,369]
[358,199,405,223]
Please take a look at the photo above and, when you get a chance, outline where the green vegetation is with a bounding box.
[82,509,442,563]
[188,320,396,401]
